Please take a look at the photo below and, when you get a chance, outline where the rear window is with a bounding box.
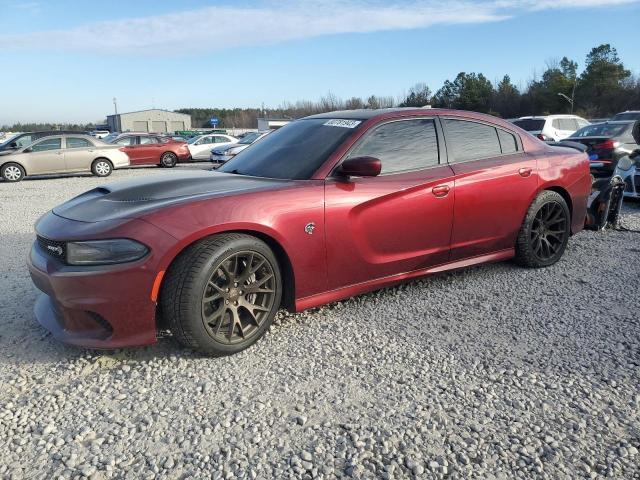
[612,112,640,121]
[513,119,546,131]
[570,123,630,138]
[444,119,502,162]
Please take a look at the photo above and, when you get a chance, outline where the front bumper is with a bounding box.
[177,150,191,162]
[27,213,177,349]
[209,154,232,164]
[28,241,158,348]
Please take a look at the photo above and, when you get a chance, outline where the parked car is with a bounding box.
[0,130,84,153]
[107,133,190,167]
[27,108,590,356]
[187,134,238,161]
[209,131,270,164]
[512,115,590,141]
[0,134,129,182]
[561,120,638,179]
[90,130,110,139]
[611,111,640,122]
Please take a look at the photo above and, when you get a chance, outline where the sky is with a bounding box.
[0,0,638,124]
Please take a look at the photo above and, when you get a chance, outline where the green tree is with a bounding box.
[577,44,630,116]
[433,73,493,113]
[399,83,432,107]
[493,75,521,118]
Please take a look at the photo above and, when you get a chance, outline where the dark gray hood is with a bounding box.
[53,170,290,222]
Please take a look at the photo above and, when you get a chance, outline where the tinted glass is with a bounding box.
[513,119,546,131]
[66,137,92,149]
[219,119,359,180]
[214,136,228,143]
[31,138,62,152]
[238,132,261,144]
[570,122,631,138]
[115,136,135,146]
[346,119,439,174]
[444,120,501,162]
[140,136,159,144]
[497,129,518,154]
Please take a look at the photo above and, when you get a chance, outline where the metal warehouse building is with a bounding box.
[106,109,191,133]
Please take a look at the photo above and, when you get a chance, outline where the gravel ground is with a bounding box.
[0,166,639,479]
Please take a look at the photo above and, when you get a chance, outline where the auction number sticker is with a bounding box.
[323,119,362,128]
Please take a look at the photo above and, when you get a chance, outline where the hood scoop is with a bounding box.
[52,170,289,222]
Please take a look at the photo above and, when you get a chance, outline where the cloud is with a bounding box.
[0,0,636,54]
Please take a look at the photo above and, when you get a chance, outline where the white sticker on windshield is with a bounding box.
[323,119,362,128]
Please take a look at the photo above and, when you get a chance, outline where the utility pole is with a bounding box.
[113,97,118,115]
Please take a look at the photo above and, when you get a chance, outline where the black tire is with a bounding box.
[91,158,113,177]
[160,233,282,356]
[515,190,570,268]
[1,162,26,182]
[160,152,178,168]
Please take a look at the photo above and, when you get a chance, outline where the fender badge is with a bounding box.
[304,222,315,235]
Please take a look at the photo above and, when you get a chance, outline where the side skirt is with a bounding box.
[294,248,515,312]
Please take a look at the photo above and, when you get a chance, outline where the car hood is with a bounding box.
[52,170,291,222]
[212,144,247,154]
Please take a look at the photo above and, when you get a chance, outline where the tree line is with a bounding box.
[2,43,638,133]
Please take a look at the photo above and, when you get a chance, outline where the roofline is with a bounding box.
[106,108,191,118]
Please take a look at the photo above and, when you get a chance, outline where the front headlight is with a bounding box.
[617,156,634,171]
[66,239,149,265]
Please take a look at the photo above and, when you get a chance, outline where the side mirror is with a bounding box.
[9,143,18,149]
[336,156,382,178]
[23,147,32,153]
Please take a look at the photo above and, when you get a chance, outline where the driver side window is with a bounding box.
[346,119,439,175]
[31,138,62,152]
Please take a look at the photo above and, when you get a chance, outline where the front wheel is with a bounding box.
[1,163,25,182]
[91,158,113,177]
[515,190,570,268]
[160,234,282,356]
[160,152,177,168]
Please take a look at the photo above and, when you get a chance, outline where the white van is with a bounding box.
[512,115,590,141]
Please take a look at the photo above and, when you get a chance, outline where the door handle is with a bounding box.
[432,185,450,197]
[518,167,532,177]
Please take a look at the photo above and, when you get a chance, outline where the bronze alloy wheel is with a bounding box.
[530,201,569,261]
[201,251,277,345]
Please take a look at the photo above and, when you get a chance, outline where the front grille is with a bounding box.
[37,235,66,260]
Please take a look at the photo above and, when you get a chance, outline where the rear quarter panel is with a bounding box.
[537,147,590,234]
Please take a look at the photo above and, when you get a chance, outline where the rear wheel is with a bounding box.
[160,152,177,168]
[1,163,25,182]
[160,234,282,356]
[91,158,113,177]
[515,190,570,268]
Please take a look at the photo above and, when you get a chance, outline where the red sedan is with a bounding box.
[28,109,590,356]
[110,133,191,167]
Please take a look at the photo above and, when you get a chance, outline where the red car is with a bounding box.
[110,133,190,167]
[28,109,590,356]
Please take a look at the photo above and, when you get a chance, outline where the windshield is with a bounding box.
[218,118,362,179]
[612,112,640,121]
[569,122,630,138]
[102,133,119,143]
[238,132,261,145]
[0,134,21,148]
[187,136,202,145]
[512,119,546,131]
